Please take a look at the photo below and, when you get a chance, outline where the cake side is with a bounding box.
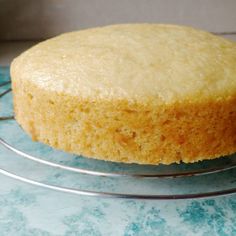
[11,77,236,164]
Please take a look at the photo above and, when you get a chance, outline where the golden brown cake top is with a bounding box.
[11,24,236,104]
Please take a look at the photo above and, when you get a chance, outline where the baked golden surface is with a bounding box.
[11,24,236,164]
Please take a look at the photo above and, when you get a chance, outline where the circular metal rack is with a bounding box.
[0,79,236,200]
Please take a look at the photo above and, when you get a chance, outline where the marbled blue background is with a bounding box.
[0,67,236,236]
[0,179,236,236]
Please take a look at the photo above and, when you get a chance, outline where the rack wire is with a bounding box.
[0,78,236,200]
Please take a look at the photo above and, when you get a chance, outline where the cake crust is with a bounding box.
[11,24,236,164]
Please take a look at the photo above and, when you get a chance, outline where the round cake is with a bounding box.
[11,24,236,165]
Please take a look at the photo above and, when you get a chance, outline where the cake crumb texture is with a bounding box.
[11,24,236,164]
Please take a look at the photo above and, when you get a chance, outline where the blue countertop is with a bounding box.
[0,179,235,236]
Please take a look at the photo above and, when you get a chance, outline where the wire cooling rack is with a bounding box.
[0,68,236,200]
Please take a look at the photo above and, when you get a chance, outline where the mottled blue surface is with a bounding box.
[0,67,236,236]
[0,181,235,236]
